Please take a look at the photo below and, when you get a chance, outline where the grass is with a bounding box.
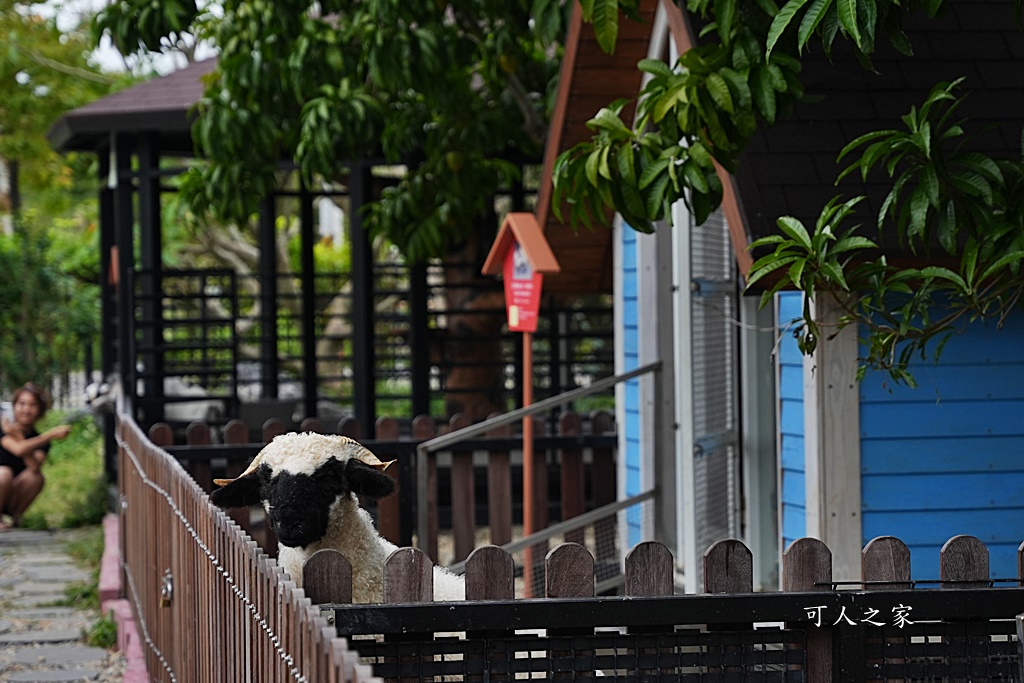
[20,412,109,530]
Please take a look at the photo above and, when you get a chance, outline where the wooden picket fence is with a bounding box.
[151,410,618,570]
[116,413,382,683]
[307,535,1024,681]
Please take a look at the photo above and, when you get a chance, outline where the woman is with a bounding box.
[0,383,71,529]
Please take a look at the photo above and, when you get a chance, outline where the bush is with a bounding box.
[20,413,108,530]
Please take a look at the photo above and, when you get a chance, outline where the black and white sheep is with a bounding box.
[210,432,465,602]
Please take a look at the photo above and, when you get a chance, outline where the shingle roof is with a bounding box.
[48,59,217,153]
[737,1,1024,261]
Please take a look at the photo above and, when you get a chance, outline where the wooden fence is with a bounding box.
[309,535,1024,681]
[150,410,618,573]
[116,413,381,683]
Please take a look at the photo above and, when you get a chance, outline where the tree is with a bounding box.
[94,0,582,418]
[0,2,120,393]
[0,1,119,226]
[554,0,1024,385]
[94,0,570,261]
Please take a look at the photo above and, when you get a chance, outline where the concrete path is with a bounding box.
[0,529,124,683]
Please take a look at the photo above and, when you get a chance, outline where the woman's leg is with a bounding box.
[0,466,14,528]
[6,469,44,527]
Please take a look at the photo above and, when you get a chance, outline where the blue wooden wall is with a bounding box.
[859,310,1024,580]
[777,291,1024,580]
[778,292,806,549]
[619,225,643,546]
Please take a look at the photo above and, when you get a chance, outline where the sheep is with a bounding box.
[209,432,465,603]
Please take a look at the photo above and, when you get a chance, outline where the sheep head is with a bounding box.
[210,432,396,549]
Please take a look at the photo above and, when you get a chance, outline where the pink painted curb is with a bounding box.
[100,513,149,683]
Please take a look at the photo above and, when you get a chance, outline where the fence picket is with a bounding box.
[625,541,674,596]
[300,417,323,433]
[149,422,173,447]
[411,415,439,562]
[384,547,434,602]
[941,535,989,588]
[465,545,514,601]
[484,415,513,547]
[449,413,476,563]
[784,538,832,683]
[704,539,753,594]
[262,417,287,443]
[559,411,585,545]
[862,536,911,589]
[338,416,362,439]
[185,422,214,492]
[374,417,402,545]
[304,550,353,605]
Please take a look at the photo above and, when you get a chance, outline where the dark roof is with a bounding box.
[48,58,217,154]
[540,0,1024,288]
[736,1,1024,263]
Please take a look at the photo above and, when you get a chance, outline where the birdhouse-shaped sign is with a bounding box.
[482,213,560,333]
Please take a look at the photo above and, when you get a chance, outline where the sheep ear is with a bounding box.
[344,458,397,500]
[210,472,264,508]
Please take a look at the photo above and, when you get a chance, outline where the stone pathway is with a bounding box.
[0,529,124,683]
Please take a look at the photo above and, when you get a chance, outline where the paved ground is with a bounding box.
[0,529,124,683]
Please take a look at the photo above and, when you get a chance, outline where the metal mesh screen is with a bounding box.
[687,207,740,589]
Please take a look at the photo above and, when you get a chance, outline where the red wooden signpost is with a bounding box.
[483,213,560,596]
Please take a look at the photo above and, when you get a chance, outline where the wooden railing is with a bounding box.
[308,535,1024,681]
[149,409,619,573]
[116,413,380,683]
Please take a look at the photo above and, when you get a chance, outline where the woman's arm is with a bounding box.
[0,425,71,458]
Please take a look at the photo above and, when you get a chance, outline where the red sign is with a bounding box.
[503,243,544,332]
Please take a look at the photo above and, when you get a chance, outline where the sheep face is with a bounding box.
[210,433,396,549]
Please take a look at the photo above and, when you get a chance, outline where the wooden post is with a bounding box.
[522,330,537,598]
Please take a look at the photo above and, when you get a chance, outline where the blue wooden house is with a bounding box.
[537,0,1024,590]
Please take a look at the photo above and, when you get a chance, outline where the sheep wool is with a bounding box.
[211,431,465,603]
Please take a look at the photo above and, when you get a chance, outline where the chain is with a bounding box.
[116,431,309,683]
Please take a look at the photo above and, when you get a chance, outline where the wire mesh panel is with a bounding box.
[351,627,806,681]
[687,208,741,588]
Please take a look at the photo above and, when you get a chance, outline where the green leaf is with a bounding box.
[797,0,833,51]
[776,216,813,249]
[715,0,737,42]
[918,266,967,291]
[706,72,734,114]
[746,255,800,288]
[638,158,670,189]
[589,107,633,138]
[831,235,877,255]
[979,250,1024,283]
[591,0,620,54]
[751,67,778,123]
[766,0,812,59]
[637,58,673,78]
[617,145,637,186]
[836,0,862,48]
[646,173,672,217]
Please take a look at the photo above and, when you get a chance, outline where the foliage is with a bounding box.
[94,0,573,262]
[0,1,121,207]
[20,413,108,530]
[557,0,1024,384]
[87,611,118,649]
[747,81,1024,383]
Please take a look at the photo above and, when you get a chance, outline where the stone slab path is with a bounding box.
[0,529,124,682]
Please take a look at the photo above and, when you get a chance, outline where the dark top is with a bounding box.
[0,427,46,477]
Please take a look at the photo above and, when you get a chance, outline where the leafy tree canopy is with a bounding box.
[1,0,120,208]
[94,0,572,261]
[557,0,1024,385]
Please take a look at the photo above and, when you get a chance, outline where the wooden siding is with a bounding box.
[778,292,806,547]
[859,310,1024,580]
[618,224,644,546]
